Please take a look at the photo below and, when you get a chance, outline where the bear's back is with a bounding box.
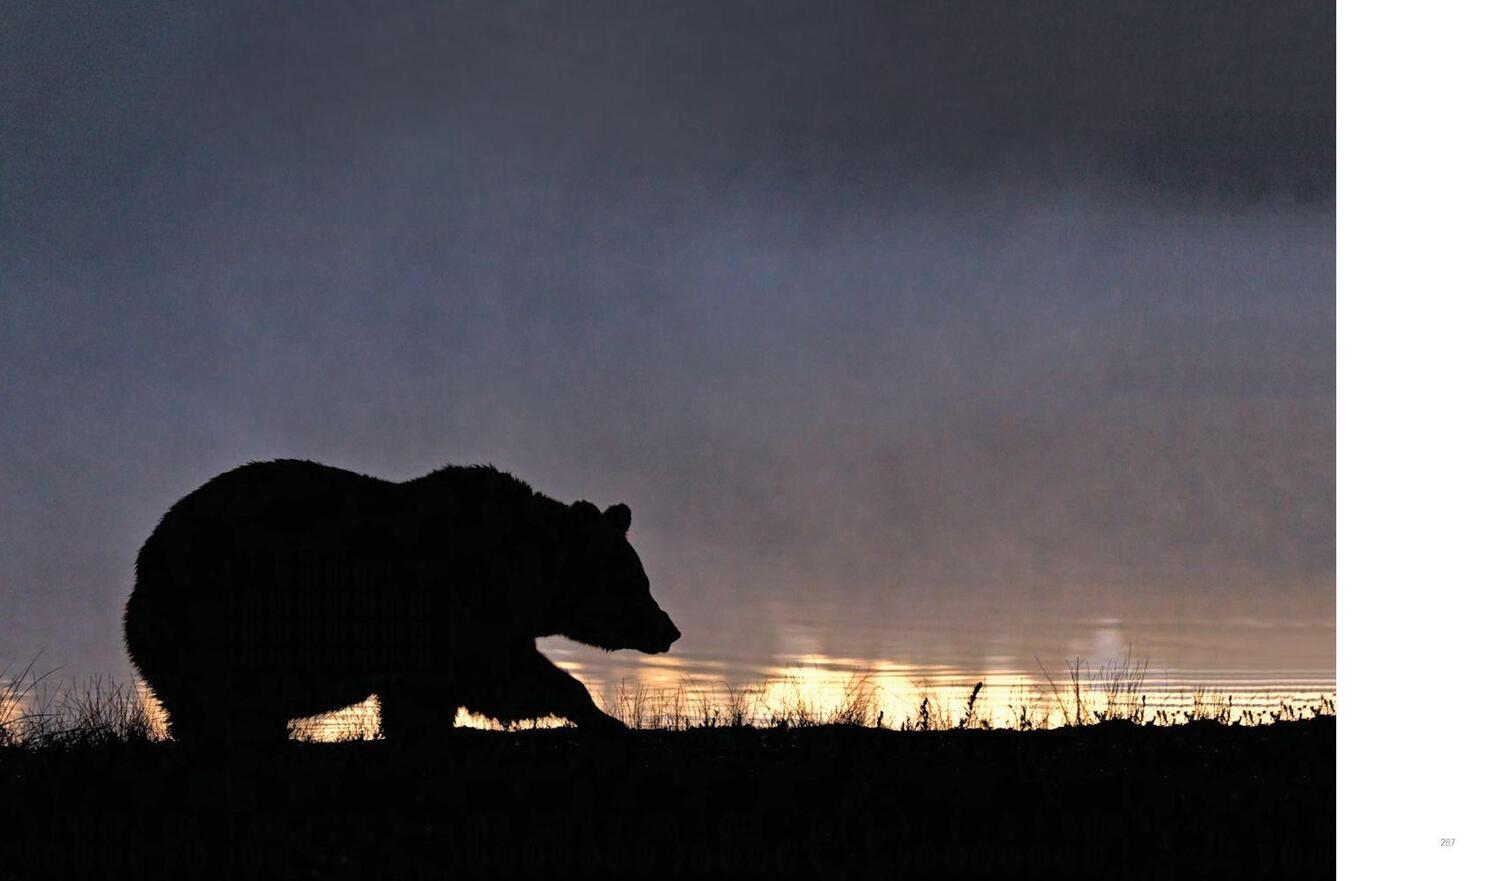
[134,460,408,603]
[159,459,395,531]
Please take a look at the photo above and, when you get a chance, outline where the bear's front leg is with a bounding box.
[466,648,627,733]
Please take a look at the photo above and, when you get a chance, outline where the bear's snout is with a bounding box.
[642,616,682,654]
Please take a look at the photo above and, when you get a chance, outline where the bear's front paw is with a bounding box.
[575,710,630,736]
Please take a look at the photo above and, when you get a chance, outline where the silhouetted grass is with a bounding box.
[1,657,161,748]
[1,656,1336,748]
[0,700,1336,880]
[1,656,1334,879]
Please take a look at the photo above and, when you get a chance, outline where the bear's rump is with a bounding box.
[131,509,451,708]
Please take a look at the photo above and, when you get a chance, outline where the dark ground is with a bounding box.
[2,718,1333,880]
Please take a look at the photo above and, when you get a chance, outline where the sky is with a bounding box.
[1,1,1334,686]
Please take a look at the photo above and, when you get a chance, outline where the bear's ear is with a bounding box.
[571,500,600,517]
[604,503,631,533]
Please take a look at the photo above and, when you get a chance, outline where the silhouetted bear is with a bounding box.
[124,460,679,742]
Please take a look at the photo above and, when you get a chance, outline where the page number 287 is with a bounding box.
[1440,838,1456,847]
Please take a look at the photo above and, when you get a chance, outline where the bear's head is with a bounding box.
[557,500,680,654]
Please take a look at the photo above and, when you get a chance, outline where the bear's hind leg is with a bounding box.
[161,696,287,746]
[377,690,455,742]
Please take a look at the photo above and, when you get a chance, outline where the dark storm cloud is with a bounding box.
[5,0,1332,237]
[1,1,1333,674]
